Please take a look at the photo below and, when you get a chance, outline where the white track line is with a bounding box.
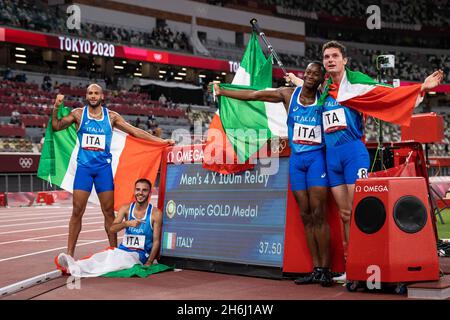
[0,239,107,263]
[0,206,97,212]
[0,228,105,245]
[0,214,101,223]
[0,236,124,263]
[0,216,102,228]
[0,221,105,235]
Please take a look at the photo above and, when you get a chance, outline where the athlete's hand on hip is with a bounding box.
[421,69,444,92]
[126,220,141,228]
[54,94,64,107]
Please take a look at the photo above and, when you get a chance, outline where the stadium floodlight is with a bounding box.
[159,70,167,74]
[67,66,76,70]
[67,60,77,64]
[221,72,226,75]
[134,73,142,76]
[122,60,127,64]
[174,77,183,80]
[198,74,206,78]
[15,60,27,64]
[15,47,26,51]
[114,65,124,69]
[71,54,79,58]
[182,67,186,71]
[178,72,186,76]
[15,54,26,58]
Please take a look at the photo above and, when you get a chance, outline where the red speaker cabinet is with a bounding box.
[347,177,439,284]
[401,113,444,143]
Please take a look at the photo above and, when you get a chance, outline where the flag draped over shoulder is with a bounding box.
[318,68,422,126]
[37,105,167,211]
[203,32,287,173]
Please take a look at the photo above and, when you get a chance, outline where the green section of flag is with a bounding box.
[237,32,273,89]
[37,104,77,186]
[101,263,174,278]
[218,32,274,162]
[218,85,272,163]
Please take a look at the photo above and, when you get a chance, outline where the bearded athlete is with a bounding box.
[52,84,174,257]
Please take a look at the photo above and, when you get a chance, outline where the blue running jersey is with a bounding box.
[76,106,113,168]
[322,96,364,147]
[287,86,324,154]
[119,202,154,264]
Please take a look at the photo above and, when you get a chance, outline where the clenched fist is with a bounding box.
[54,94,64,107]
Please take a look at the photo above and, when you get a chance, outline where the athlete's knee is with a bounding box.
[100,200,114,215]
[71,203,86,219]
[339,209,352,223]
[311,207,327,226]
[300,211,314,227]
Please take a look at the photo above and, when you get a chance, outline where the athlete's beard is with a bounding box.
[135,196,149,206]
[88,99,102,108]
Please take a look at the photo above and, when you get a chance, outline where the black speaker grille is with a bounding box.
[394,196,427,234]
[354,196,386,234]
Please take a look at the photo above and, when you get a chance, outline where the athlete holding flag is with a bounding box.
[52,84,174,258]
[213,62,334,287]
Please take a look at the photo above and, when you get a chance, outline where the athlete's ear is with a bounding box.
[343,57,348,66]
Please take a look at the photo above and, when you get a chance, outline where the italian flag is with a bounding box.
[163,232,176,250]
[203,32,287,172]
[319,68,423,126]
[37,105,167,211]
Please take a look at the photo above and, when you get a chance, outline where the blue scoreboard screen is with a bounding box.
[161,158,289,267]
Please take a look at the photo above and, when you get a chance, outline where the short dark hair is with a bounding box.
[322,41,347,58]
[135,178,152,189]
[308,61,326,76]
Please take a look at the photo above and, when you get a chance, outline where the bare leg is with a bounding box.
[331,184,353,244]
[97,190,117,248]
[67,190,90,257]
[308,186,331,268]
[293,190,319,267]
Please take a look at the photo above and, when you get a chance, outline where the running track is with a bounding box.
[0,202,417,300]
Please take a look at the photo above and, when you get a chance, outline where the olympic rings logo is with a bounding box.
[270,138,287,154]
[19,157,33,169]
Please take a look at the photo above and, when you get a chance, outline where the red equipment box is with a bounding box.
[347,177,439,284]
[401,113,444,143]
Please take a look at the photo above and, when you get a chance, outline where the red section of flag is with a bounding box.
[113,135,167,211]
[202,114,254,174]
[329,83,422,126]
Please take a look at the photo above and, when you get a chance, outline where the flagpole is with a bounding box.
[250,18,288,76]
